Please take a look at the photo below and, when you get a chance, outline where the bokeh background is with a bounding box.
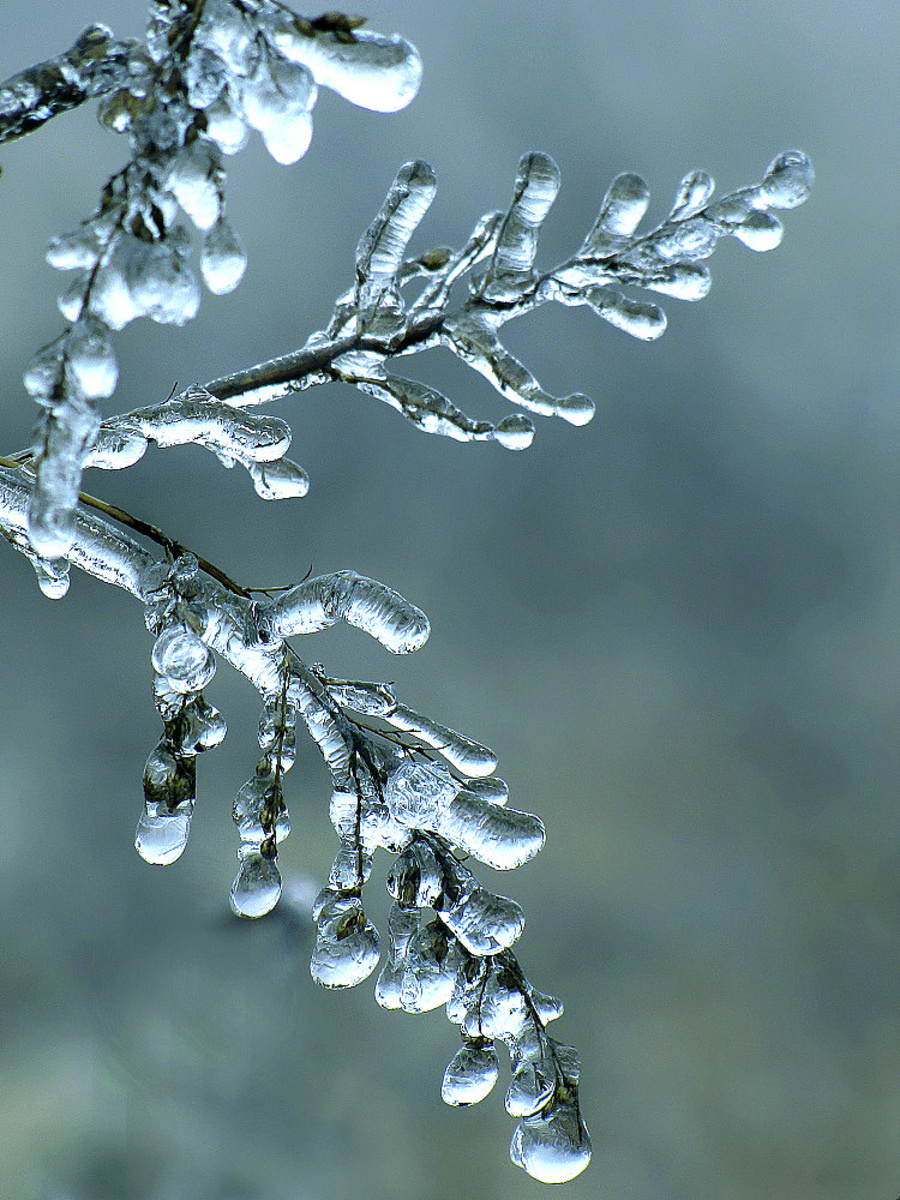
[1,2,898,1198]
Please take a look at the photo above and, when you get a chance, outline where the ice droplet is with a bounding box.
[398,920,460,1013]
[230,848,282,917]
[151,625,216,693]
[760,150,814,209]
[668,170,715,221]
[200,215,247,294]
[247,458,310,500]
[442,1041,500,1106]
[46,226,100,271]
[586,286,666,341]
[310,889,381,988]
[32,556,70,599]
[732,210,784,251]
[493,414,535,450]
[135,800,192,864]
[588,171,651,243]
[510,1100,592,1184]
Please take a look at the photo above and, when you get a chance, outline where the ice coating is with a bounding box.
[382,706,497,776]
[355,161,436,311]
[29,397,101,559]
[384,759,458,827]
[247,457,310,500]
[375,902,419,1009]
[484,152,560,301]
[505,1058,555,1118]
[265,570,429,653]
[436,793,545,871]
[442,1041,500,1107]
[438,882,525,957]
[668,170,715,220]
[310,889,381,988]
[271,27,423,113]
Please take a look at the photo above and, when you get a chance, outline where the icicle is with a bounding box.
[510,1099,592,1184]
[381,705,497,777]
[230,846,282,917]
[355,161,436,316]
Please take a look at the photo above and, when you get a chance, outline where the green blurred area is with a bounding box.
[0,2,898,1198]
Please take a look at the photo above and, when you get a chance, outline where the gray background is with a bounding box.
[1,2,898,1198]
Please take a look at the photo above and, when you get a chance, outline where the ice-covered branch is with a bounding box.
[10,1,421,559]
[192,149,813,451]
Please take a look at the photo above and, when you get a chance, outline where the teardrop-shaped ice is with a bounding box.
[230,848,282,917]
[399,921,459,1013]
[271,27,422,113]
[203,93,249,155]
[200,215,247,294]
[554,392,595,427]
[760,150,814,209]
[64,316,118,398]
[484,152,560,299]
[509,1100,592,1184]
[586,286,666,341]
[181,697,227,753]
[441,1041,500,1106]
[32,556,70,599]
[248,458,310,500]
[464,966,529,1039]
[151,625,216,693]
[530,988,565,1025]
[310,890,381,988]
[387,839,445,909]
[135,800,192,865]
[732,210,784,251]
[23,340,64,398]
[435,794,544,870]
[493,414,535,450]
[166,141,221,231]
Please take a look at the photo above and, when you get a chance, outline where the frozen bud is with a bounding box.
[46,226,100,271]
[435,793,545,870]
[731,210,784,251]
[438,883,525,957]
[184,46,228,109]
[398,920,460,1013]
[387,839,445,909]
[505,1057,556,1118]
[23,339,64,398]
[200,214,247,294]
[442,1041,500,1106]
[64,316,118,398]
[166,140,222,231]
[760,150,814,209]
[203,93,248,155]
[310,889,381,988]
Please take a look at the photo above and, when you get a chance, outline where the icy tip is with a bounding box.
[760,150,814,210]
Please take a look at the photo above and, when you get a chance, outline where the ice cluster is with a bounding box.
[7,2,421,560]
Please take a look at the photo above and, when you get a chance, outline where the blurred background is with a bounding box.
[1,2,898,1198]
